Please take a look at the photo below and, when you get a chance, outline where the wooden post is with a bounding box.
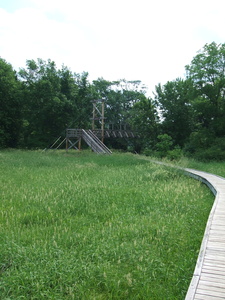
[101,100,105,143]
[91,99,105,142]
[92,102,96,130]
[78,137,81,151]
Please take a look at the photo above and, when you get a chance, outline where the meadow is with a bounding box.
[179,158,225,178]
[0,150,214,299]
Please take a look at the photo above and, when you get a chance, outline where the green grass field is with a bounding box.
[180,158,225,178]
[0,150,214,299]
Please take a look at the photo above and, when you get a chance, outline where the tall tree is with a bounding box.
[129,97,159,151]
[73,72,93,129]
[155,78,194,147]
[19,59,75,147]
[92,78,148,129]
[0,58,22,147]
[92,78,150,150]
[185,42,225,137]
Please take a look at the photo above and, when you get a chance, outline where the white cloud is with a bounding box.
[1,0,225,95]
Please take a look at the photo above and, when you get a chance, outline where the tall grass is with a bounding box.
[164,156,225,178]
[0,150,213,299]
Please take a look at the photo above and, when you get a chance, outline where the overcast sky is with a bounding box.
[1,0,225,95]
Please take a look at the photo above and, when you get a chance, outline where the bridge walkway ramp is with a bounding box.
[82,129,112,154]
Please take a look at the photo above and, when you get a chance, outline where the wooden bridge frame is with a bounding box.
[46,99,139,153]
[65,128,139,153]
[91,99,105,143]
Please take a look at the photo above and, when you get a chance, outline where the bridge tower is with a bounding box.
[91,99,105,143]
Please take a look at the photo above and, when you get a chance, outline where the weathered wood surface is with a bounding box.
[66,128,139,138]
[185,168,225,300]
[81,129,112,154]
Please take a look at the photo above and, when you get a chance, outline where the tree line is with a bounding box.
[1,42,225,160]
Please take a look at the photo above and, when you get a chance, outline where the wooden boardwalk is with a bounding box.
[184,168,225,300]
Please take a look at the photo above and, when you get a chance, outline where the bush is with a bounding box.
[194,147,225,161]
[167,147,183,160]
[155,134,173,158]
[142,148,154,156]
[186,136,225,161]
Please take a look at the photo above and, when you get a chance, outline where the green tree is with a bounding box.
[129,97,159,151]
[0,58,22,147]
[155,134,173,157]
[155,78,194,147]
[91,78,150,150]
[73,72,93,129]
[19,59,75,147]
[92,79,122,128]
[92,78,148,129]
[185,42,225,137]
[184,42,225,159]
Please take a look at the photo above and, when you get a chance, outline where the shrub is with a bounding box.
[167,147,183,160]
[186,136,225,161]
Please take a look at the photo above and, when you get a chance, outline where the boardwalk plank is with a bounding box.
[205,250,225,258]
[203,262,225,271]
[199,279,225,289]
[200,274,225,284]
[202,267,225,276]
[198,283,225,293]
[181,168,225,299]
[196,289,225,298]
[195,294,225,300]
[207,240,225,245]
[205,256,225,262]
[204,259,225,267]
[196,288,225,298]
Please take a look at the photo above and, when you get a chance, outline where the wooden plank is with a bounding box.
[208,234,225,239]
[205,254,225,262]
[203,262,225,271]
[195,294,225,300]
[208,236,225,241]
[213,210,225,214]
[206,246,225,252]
[211,221,225,226]
[200,274,225,284]
[212,222,225,225]
[202,267,225,276]
[207,242,225,249]
[208,240,225,245]
[196,288,225,298]
[198,283,225,293]
[199,279,225,289]
[212,216,225,220]
[206,242,225,248]
[205,251,225,259]
[207,239,225,244]
[204,258,225,266]
[203,264,225,272]
[210,228,225,233]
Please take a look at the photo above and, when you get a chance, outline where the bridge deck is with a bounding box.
[66,128,139,139]
[185,169,225,300]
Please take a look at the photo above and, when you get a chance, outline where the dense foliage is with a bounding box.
[1,42,225,159]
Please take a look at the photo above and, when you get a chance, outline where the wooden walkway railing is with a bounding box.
[81,129,112,154]
[184,168,225,299]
